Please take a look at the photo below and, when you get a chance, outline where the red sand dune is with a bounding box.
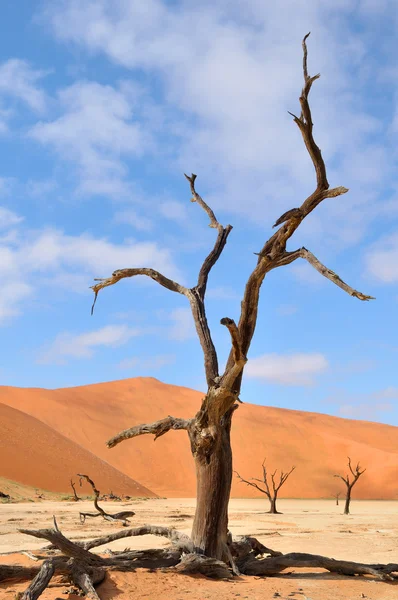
[1,377,397,499]
[0,402,155,497]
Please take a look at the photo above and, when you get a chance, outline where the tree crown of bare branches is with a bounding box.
[91,33,373,439]
[334,457,366,489]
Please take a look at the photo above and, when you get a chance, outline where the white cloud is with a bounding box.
[159,200,189,223]
[29,81,151,198]
[118,353,175,370]
[366,232,398,283]
[168,306,195,341]
[0,213,179,325]
[42,0,395,248]
[0,58,48,113]
[0,282,33,324]
[207,286,239,300]
[0,207,23,230]
[246,352,328,385]
[324,387,398,422]
[38,324,140,363]
[276,304,298,316]
[338,402,393,421]
[114,209,153,231]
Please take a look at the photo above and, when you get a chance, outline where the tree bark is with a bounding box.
[190,407,235,561]
[268,497,280,514]
[344,489,351,515]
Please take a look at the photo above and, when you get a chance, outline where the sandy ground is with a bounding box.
[1,498,397,599]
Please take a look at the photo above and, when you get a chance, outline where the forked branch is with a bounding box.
[334,457,366,489]
[184,173,233,297]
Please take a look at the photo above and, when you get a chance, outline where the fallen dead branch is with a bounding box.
[2,518,396,598]
[77,474,135,526]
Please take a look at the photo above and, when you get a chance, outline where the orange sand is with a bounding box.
[1,377,397,498]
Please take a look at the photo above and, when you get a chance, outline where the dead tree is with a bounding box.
[334,458,366,515]
[333,492,341,506]
[4,35,391,592]
[77,474,135,526]
[90,33,374,563]
[70,479,81,502]
[235,460,295,514]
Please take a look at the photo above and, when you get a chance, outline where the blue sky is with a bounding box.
[0,0,398,426]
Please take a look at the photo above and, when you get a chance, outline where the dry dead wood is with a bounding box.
[77,474,135,525]
[5,519,395,597]
[334,457,366,515]
[70,479,81,502]
[235,460,295,514]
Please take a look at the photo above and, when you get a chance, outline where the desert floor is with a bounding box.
[1,498,397,599]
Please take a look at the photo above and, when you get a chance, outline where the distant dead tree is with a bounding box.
[235,460,295,514]
[70,479,81,502]
[77,474,135,526]
[334,458,366,515]
[333,492,341,506]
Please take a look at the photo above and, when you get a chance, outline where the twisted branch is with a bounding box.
[106,415,193,449]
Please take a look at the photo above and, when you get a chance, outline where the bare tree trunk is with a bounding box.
[190,409,234,560]
[268,497,279,514]
[344,489,351,515]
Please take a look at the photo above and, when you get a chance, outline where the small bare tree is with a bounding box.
[70,479,80,502]
[334,458,366,515]
[333,491,341,506]
[235,460,295,514]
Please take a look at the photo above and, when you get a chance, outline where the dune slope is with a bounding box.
[1,378,397,498]
[0,402,155,497]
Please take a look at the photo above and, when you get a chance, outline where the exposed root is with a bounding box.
[4,521,397,599]
[174,553,232,579]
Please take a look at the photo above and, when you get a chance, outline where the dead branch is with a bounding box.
[225,33,373,385]
[68,559,105,600]
[77,474,135,526]
[81,524,193,552]
[107,416,193,449]
[70,479,80,502]
[279,247,375,300]
[20,559,56,600]
[234,471,269,497]
[239,552,397,580]
[90,268,188,314]
[184,172,233,298]
[4,520,397,592]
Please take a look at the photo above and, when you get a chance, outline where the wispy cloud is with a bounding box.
[42,0,396,249]
[0,282,33,324]
[0,212,179,325]
[323,387,398,422]
[366,232,398,283]
[114,209,154,231]
[38,324,140,364]
[168,306,195,341]
[246,352,328,386]
[0,207,23,230]
[29,81,151,198]
[118,353,175,370]
[0,59,48,114]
